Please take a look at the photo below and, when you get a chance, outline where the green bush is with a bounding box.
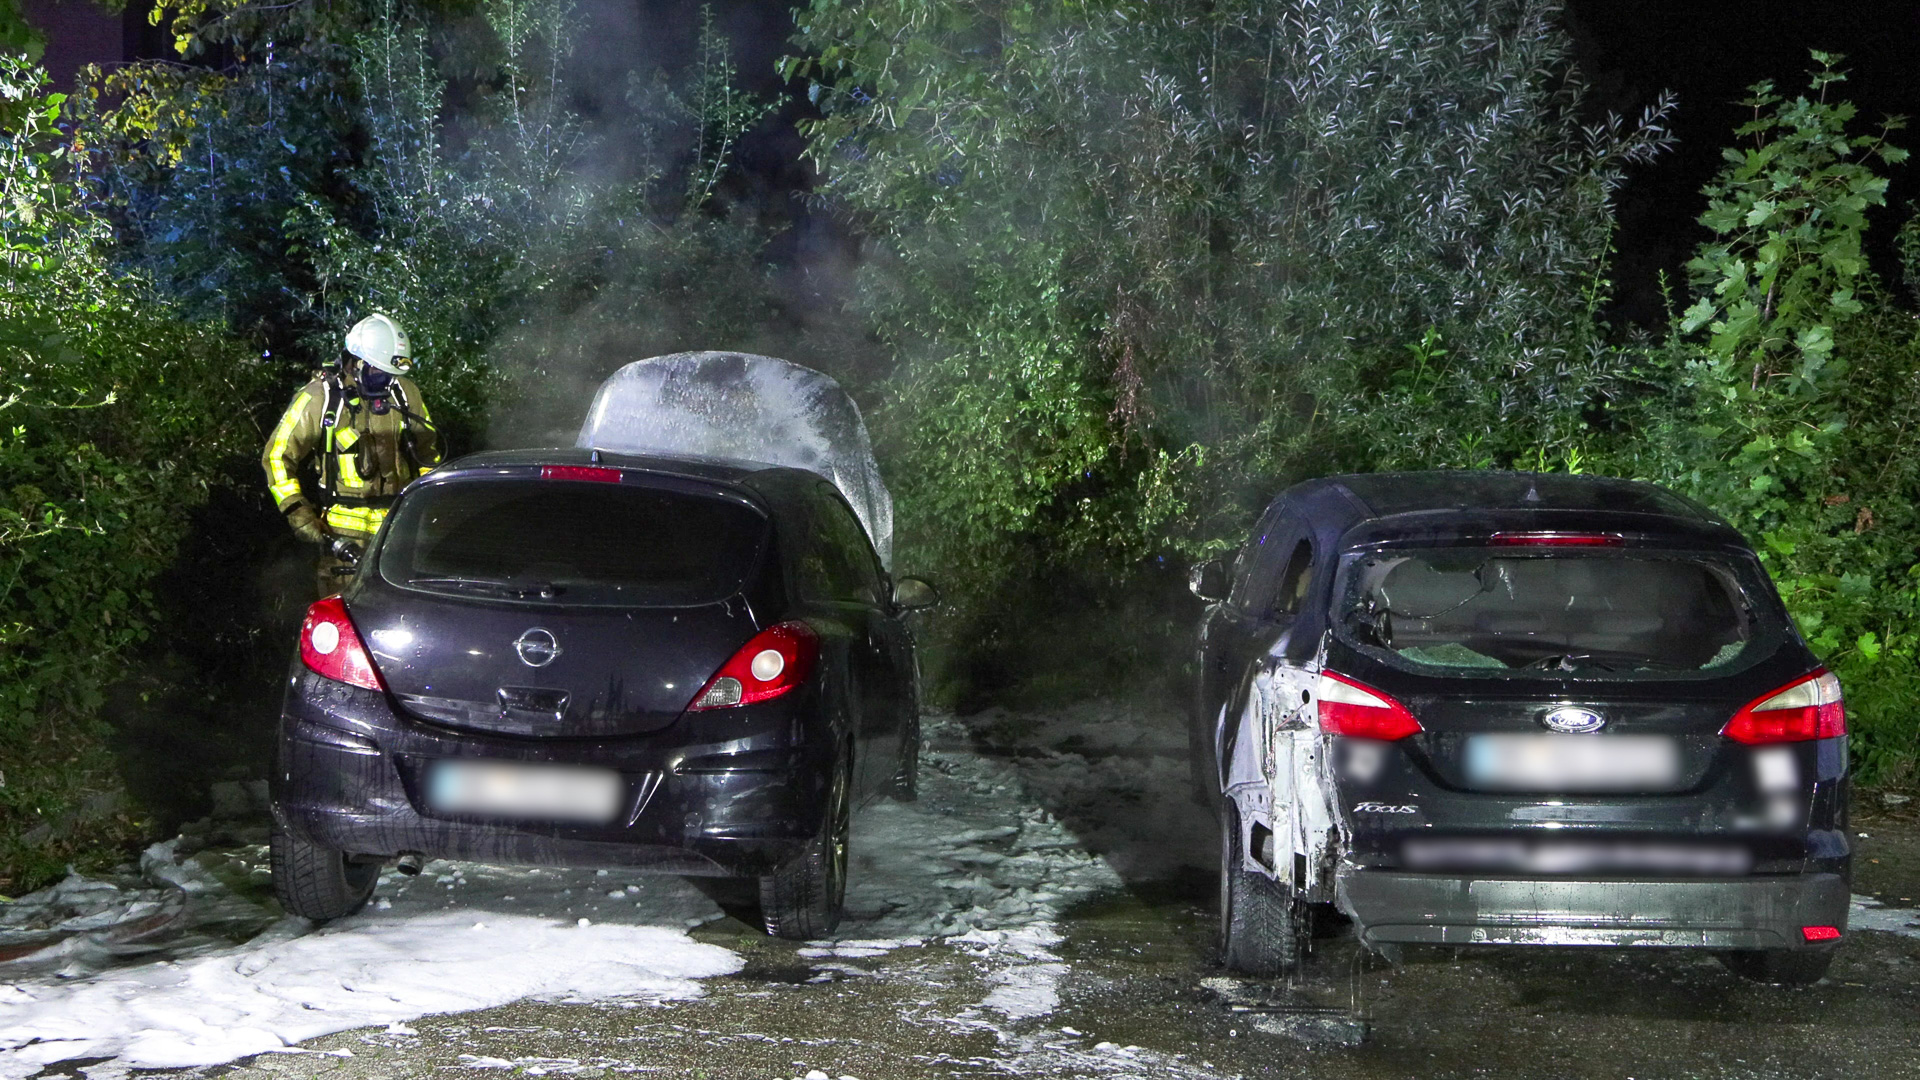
[784,0,1672,698]
[1612,58,1920,783]
[90,0,855,455]
[1,54,266,892]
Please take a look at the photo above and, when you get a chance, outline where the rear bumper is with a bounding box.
[272,669,834,877]
[274,755,814,877]
[1336,868,1850,950]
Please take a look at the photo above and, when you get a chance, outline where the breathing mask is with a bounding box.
[356,362,395,414]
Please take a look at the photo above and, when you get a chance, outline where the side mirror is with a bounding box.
[1189,558,1229,602]
[893,575,941,612]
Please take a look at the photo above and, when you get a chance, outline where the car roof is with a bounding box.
[1271,471,1748,550]
[1319,470,1710,518]
[418,448,856,531]
[431,446,789,486]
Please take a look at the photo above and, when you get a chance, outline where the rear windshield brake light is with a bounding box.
[1722,670,1846,744]
[541,465,622,483]
[1488,531,1624,546]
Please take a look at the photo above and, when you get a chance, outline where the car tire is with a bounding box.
[760,749,851,939]
[1217,802,1301,976]
[270,824,380,921]
[890,712,920,802]
[1720,948,1834,986]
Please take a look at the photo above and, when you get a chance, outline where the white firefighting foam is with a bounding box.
[0,862,739,1077]
[0,713,1133,1077]
[575,352,894,567]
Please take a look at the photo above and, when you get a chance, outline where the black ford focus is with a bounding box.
[271,448,933,938]
[1191,472,1849,984]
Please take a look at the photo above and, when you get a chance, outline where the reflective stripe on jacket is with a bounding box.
[262,372,443,537]
[325,504,391,536]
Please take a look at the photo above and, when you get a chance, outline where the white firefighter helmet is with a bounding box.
[343,313,413,374]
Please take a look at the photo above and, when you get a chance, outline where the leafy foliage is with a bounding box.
[670,3,779,212]
[1678,54,1894,393]
[785,0,1672,692]
[0,0,39,60]
[1,54,266,891]
[91,0,846,453]
[1615,59,1920,783]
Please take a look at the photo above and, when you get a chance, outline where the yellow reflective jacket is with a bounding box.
[262,371,443,539]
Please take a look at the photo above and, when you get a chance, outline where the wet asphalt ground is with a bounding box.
[112,710,1920,1079]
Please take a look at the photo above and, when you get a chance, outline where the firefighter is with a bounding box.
[263,313,443,597]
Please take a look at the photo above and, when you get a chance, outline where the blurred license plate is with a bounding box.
[427,760,623,823]
[1465,734,1679,791]
[1403,836,1750,875]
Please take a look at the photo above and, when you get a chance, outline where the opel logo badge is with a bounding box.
[1542,706,1606,734]
[514,628,561,668]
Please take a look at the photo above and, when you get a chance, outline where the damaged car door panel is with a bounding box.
[1192,471,1850,984]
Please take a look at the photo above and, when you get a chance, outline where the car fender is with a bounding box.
[1221,687,1271,877]
[1222,633,1341,901]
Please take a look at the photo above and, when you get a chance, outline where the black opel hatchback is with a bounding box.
[271,448,933,938]
[1191,472,1849,984]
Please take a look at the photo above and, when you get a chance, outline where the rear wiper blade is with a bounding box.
[407,576,563,598]
[407,574,513,591]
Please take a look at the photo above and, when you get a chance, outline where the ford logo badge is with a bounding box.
[514,628,561,668]
[1541,706,1606,734]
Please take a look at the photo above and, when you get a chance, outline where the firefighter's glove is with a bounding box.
[286,503,328,546]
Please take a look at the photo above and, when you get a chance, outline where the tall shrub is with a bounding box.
[1,54,265,891]
[1622,57,1919,782]
[94,0,831,453]
[784,0,1672,688]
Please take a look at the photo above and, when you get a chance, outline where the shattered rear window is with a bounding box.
[1334,548,1779,678]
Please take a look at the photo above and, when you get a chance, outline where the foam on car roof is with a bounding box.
[576,352,894,568]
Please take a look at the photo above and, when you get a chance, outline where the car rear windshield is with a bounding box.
[377,478,767,606]
[1334,546,1778,678]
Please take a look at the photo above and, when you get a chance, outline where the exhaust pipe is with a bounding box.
[395,853,425,876]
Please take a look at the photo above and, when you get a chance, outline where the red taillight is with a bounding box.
[1315,671,1423,741]
[541,465,622,483]
[1488,532,1624,546]
[1721,670,1846,744]
[299,596,384,691]
[687,622,820,711]
[1801,925,1842,942]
